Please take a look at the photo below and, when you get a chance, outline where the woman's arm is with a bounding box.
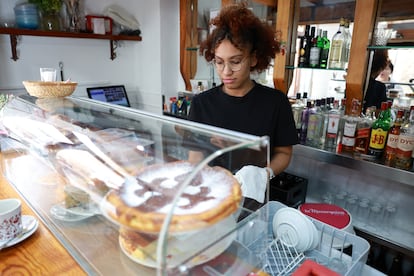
[268,145,293,176]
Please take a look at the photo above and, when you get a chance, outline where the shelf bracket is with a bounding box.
[9,34,19,61]
[110,40,118,60]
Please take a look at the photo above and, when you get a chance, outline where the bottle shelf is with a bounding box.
[0,27,142,61]
[285,65,346,71]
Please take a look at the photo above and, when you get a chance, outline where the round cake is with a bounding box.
[102,161,242,233]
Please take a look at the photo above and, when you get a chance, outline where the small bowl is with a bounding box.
[23,81,77,98]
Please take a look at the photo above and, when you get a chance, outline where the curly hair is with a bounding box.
[199,2,280,73]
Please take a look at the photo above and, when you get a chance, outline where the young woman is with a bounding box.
[187,3,298,209]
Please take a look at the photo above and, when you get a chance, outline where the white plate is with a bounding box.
[57,201,99,216]
[3,215,39,248]
[119,217,237,269]
[50,203,94,222]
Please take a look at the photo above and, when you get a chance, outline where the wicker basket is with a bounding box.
[23,81,77,98]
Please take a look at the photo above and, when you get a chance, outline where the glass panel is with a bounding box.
[0,95,269,274]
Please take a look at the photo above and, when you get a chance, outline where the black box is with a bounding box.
[269,172,308,208]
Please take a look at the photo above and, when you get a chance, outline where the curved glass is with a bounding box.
[0,94,270,275]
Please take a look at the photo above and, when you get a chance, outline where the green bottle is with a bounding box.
[368,101,392,159]
[319,30,330,69]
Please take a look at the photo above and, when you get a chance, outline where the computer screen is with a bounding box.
[86,85,130,107]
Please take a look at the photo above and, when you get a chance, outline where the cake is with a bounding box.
[64,185,91,209]
[118,215,237,268]
[103,161,242,233]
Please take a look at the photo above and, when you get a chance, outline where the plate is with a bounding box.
[119,217,237,269]
[50,203,95,222]
[273,207,317,252]
[57,201,99,217]
[3,215,39,248]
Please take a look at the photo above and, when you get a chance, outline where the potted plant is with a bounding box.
[28,0,63,31]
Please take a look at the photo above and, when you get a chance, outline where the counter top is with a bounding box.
[0,167,85,275]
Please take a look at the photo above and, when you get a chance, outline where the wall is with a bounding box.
[0,0,185,114]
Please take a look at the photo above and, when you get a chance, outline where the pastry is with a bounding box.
[103,161,242,233]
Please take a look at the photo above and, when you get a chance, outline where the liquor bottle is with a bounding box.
[354,106,376,156]
[395,105,414,170]
[291,93,304,137]
[302,92,308,107]
[303,25,311,67]
[336,98,347,153]
[319,30,330,69]
[325,99,341,151]
[368,101,392,159]
[341,99,360,153]
[343,19,352,68]
[299,101,312,144]
[384,109,404,167]
[309,28,322,68]
[298,36,306,67]
[306,99,324,148]
[328,18,346,70]
[319,98,329,147]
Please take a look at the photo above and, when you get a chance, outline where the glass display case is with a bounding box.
[0,94,271,275]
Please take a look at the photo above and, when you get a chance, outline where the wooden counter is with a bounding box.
[0,166,86,275]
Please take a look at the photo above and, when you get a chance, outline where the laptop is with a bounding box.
[86,85,131,107]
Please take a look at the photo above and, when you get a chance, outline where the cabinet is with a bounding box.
[0,27,142,61]
[0,94,269,274]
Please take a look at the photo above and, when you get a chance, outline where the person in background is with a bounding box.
[363,49,389,113]
[376,60,403,95]
[187,3,298,211]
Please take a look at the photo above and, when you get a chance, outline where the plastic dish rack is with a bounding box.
[237,201,370,276]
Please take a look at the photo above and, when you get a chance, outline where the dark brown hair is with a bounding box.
[371,49,389,78]
[199,2,280,73]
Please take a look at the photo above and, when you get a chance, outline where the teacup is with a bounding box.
[0,198,22,242]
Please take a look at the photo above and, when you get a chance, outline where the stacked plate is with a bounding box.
[272,207,319,253]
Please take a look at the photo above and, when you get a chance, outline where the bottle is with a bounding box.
[354,106,376,156]
[298,36,306,67]
[319,30,330,69]
[291,93,304,137]
[306,99,324,148]
[368,101,392,160]
[196,81,204,92]
[325,99,341,151]
[309,28,322,68]
[384,109,404,167]
[299,101,312,144]
[341,98,360,153]
[302,92,308,107]
[328,18,346,70]
[343,19,352,68]
[395,105,414,170]
[336,98,347,153]
[319,98,329,147]
[302,25,311,67]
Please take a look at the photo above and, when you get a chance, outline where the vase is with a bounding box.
[64,0,81,32]
[41,11,61,31]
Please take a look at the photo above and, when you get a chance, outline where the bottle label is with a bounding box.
[307,114,319,138]
[386,133,399,149]
[330,40,343,62]
[309,47,320,66]
[369,128,388,150]
[343,121,357,137]
[326,114,340,137]
[395,134,414,157]
[342,136,355,147]
[354,127,371,153]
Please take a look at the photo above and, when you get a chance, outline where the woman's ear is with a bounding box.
[250,52,258,68]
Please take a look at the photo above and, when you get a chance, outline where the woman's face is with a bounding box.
[379,65,392,80]
[214,39,257,96]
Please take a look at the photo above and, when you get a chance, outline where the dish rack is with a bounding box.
[236,201,370,276]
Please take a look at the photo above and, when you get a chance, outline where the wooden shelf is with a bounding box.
[0,27,142,61]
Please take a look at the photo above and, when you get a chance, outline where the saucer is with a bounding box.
[3,215,39,248]
[50,203,94,222]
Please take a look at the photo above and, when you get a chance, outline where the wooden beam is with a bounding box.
[345,0,379,114]
[274,0,299,93]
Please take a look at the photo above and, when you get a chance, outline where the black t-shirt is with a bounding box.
[364,78,387,112]
[187,82,298,170]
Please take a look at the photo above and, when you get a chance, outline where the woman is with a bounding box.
[363,49,389,113]
[187,3,298,209]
